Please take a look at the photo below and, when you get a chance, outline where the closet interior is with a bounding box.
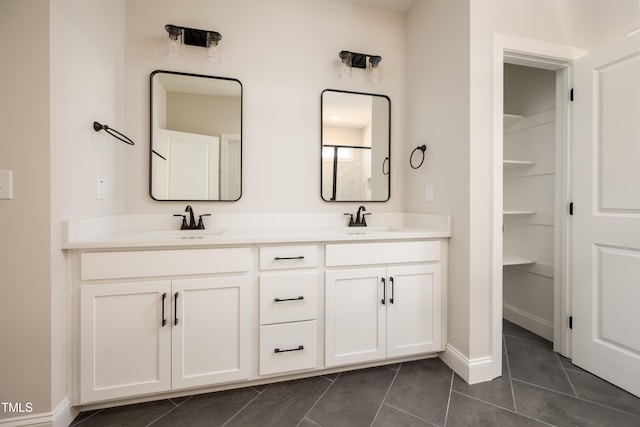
[503,64,556,342]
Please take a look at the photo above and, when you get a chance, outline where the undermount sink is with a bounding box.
[138,229,226,240]
[344,226,401,235]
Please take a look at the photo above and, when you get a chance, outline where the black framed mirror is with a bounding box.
[150,70,242,201]
[321,89,390,202]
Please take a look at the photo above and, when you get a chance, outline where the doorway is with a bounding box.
[491,34,587,379]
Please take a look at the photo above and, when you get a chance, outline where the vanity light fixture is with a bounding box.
[164,24,223,64]
[338,50,382,82]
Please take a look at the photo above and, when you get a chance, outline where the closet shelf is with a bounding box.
[503,254,535,266]
[504,160,535,167]
[503,210,535,215]
[504,114,524,127]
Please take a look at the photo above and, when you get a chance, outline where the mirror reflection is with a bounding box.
[321,90,390,202]
[150,70,242,201]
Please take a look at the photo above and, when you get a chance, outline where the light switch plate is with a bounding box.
[0,170,13,199]
[425,184,433,202]
[96,177,106,200]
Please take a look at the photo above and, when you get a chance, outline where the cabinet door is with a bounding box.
[80,281,172,403]
[386,264,442,357]
[171,276,250,389]
[325,267,386,367]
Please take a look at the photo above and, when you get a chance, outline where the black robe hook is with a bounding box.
[93,121,135,146]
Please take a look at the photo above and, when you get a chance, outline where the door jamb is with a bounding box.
[491,34,587,379]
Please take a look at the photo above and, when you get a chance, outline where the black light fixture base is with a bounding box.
[166,24,221,47]
[339,50,381,69]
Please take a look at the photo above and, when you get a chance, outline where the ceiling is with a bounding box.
[335,0,417,13]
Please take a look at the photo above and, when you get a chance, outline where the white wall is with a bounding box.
[50,1,126,421]
[405,0,472,355]
[0,0,124,422]
[0,1,52,419]
[124,0,406,216]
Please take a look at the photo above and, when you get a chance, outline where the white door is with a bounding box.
[155,128,220,200]
[171,276,250,389]
[572,32,640,397]
[325,267,386,367]
[387,264,442,357]
[80,281,172,403]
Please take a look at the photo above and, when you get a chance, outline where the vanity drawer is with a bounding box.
[259,321,318,376]
[260,272,317,325]
[81,248,251,280]
[259,245,318,270]
[325,240,441,267]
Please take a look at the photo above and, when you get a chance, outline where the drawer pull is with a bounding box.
[274,345,304,354]
[274,296,304,302]
[390,277,395,304]
[381,277,386,305]
[161,293,167,327]
[274,256,305,261]
[174,292,179,326]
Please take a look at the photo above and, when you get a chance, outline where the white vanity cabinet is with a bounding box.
[258,245,319,376]
[78,248,251,404]
[324,241,444,367]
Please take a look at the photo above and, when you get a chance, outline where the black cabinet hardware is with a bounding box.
[381,277,386,305]
[174,292,179,326]
[274,256,305,261]
[274,296,304,302]
[274,345,304,354]
[161,293,167,327]
[390,277,395,304]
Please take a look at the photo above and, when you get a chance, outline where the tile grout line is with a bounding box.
[296,372,342,427]
[369,362,402,426]
[70,408,104,426]
[449,390,558,427]
[442,370,454,427]
[146,403,182,427]
[556,352,579,397]
[504,335,517,413]
[382,402,435,425]
[220,388,264,427]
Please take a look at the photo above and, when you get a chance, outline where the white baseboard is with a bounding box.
[0,398,75,427]
[439,344,495,384]
[503,303,554,341]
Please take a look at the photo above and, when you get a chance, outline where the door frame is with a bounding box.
[491,34,587,379]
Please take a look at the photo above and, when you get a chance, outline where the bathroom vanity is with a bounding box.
[63,214,450,408]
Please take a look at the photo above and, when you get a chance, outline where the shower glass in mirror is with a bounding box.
[150,70,242,201]
[321,89,390,202]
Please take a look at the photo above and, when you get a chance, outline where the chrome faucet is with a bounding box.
[344,205,370,227]
[174,205,210,230]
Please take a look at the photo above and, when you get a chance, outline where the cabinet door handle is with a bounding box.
[274,345,304,354]
[274,256,305,261]
[390,277,395,304]
[381,277,386,305]
[174,292,179,326]
[161,293,167,327]
[274,296,304,302]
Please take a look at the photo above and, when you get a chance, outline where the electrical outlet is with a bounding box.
[0,170,13,200]
[96,177,106,200]
[425,184,433,202]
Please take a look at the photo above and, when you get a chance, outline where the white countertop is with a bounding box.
[62,213,451,250]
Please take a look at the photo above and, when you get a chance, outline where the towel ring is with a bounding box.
[93,121,135,146]
[410,145,427,169]
[382,157,390,175]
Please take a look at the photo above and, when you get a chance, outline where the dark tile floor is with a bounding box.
[70,320,640,426]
